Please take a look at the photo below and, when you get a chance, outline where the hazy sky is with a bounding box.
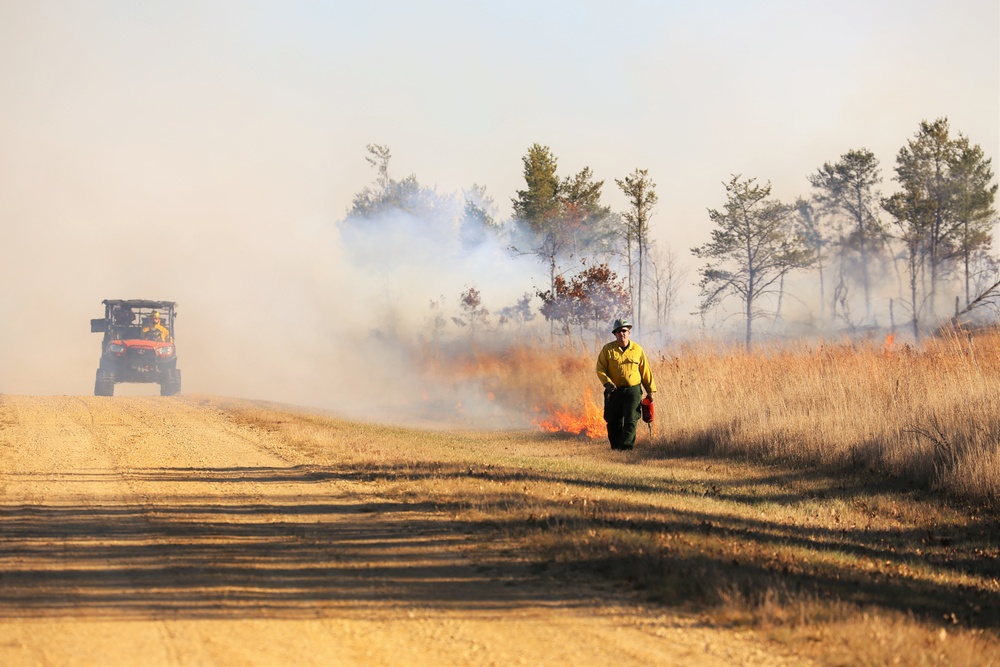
[0,1,997,404]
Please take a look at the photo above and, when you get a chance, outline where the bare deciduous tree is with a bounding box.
[646,243,686,341]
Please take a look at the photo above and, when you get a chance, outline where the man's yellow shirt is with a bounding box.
[595,340,656,394]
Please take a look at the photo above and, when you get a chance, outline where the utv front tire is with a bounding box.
[160,368,181,396]
[94,370,115,397]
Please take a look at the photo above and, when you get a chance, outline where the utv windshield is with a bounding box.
[109,305,173,341]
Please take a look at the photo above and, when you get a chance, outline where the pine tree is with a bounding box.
[616,169,658,332]
[883,118,997,333]
[809,148,885,323]
[512,144,561,236]
[510,145,615,304]
[693,176,813,348]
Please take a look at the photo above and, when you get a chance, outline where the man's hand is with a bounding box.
[603,383,615,398]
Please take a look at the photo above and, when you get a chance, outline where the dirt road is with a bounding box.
[0,396,806,666]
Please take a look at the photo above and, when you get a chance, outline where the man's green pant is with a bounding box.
[604,384,642,450]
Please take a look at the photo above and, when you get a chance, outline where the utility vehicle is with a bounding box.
[90,299,181,396]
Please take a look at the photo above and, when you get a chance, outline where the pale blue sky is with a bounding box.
[0,1,997,397]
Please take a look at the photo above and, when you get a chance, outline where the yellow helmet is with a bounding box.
[151,310,161,320]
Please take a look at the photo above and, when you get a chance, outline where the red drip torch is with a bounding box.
[641,396,654,437]
[640,397,654,423]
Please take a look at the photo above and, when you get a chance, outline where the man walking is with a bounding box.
[595,318,656,450]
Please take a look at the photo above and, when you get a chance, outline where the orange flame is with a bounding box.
[536,391,605,439]
[884,333,896,354]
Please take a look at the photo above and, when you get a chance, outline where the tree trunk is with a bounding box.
[910,250,920,342]
[772,273,785,331]
[963,218,971,308]
[857,189,872,323]
[745,216,755,349]
[636,234,644,332]
[625,236,634,318]
[817,256,826,323]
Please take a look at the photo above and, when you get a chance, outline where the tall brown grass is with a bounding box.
[650,328,1000,504]
[444,328,1000,505]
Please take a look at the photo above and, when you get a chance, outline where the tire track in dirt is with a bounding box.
[0,395,810,666]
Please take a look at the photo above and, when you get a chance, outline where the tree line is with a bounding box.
[343,142,684,347]
[696,118,996,346]
[343,117,996,348]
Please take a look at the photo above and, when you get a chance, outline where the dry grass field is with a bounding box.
[212,329,1000,665]
[455,327,1000,504]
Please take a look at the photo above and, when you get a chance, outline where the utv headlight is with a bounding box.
[107,343,125,354]
[155,345,175,357]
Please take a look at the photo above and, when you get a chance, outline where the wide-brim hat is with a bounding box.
[612,318,632,333]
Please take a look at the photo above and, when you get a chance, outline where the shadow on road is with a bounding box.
[2,461,998,631]
[0,465,573,620]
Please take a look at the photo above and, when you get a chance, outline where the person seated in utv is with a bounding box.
[141,311,171,342]
[111,306,137,338]
[112,306,134,326]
